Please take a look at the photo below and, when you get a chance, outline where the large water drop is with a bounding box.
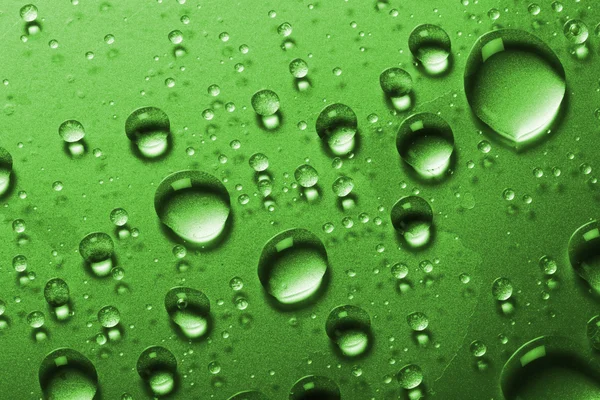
[390,195,433,248]
[408,24,452,75]
[289,375,341,400]
[316,104,358,156]
[38,348,98,400]
[568,220,600,292]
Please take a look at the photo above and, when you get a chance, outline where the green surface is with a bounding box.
[1,0,600,399]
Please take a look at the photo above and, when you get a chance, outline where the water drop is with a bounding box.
[587,316,600,350]
[564,20,589,44]
[464,30,566,149]
[58,120,86,143]
[396,113,455,179]
[251,90,280,130]
[137,346,178,397]
[316,103,358,156]
[249,153,269,171]
[289,375,341,400]
[407,311,429,331]
[289,58,309,78]
[258,228,329,307]
[125,107,171,158]
[154,170,231,248]
[379,67,413,111]
[79,232,114,277]
[408,24,452,75]
[20,4,38,22]
[492,277,513,301]
[38,348,98,400]
[165,286,211,339]
[397,364,423,389]
[390,196,433,248]
[97,305,120,328]
[228,390,269,400]
[44,278,70,307]
[27,310,45,328]
[0,147,12,196]
[539,255,557,275]
[568,220,600,292]
[326,305,372,357]
[294,164,319,188]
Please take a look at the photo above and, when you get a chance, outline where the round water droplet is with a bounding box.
[110,208,128,226]
[154,170,231,248]
[470,340,487,357]
[500,336,600,399]
[390,196,433,248]
[168,30,183,44]
[407,311,429,331]
[396,113,455,179]
[258,228,329,307]
[58,120,86,143]
[79,232,114,276]
[294,164,319,188]
[251,90,280,116]
[539,255,557,275]
[397,364,423,389]
[97,305,120,328]
[20,4,38,22]
[0,147,13,196]
[228,390,269,400]
[289,58,309,78]
[39,348,98,400]
[289,375,341,400]
[326,305,372,357]
[380,67,413,111]
[564,20,589,44]
[44,278,70,307]
[137,346,178,397]
[165,286,210,339]
[13,254,27,272]
[278,22,293,37]
[332,176,354,197]
[408,24,451,75]
[125,107,171,158]
[27,310,45,328]
[316,103,358,156]
[492,277,513,301]
[391,262,409,279]
[249,153,269,171]
[568,220,600,292]
[464,30,566,149]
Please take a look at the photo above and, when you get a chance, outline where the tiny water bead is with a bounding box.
[492,277,513,301]
[316,103,358,156]
[390,196,433,249]
[289,375,341,400]
[294,164,319,188]
[44,278,70,307]
[109,208,128,226]
[587,316,600,350]
[289,58,309,78]
[563,20,589,45]
[125,106,171,158]
[38,348,99,400]
[326,305,372,357]
[79,232,115,277]
[397,364,423,390]
[249,153,269,171]
[228,390,269,400]
[464,29,566,150]
[396,113,455,179]
[408,24,451,75]
[406,312,429,331]
[58,120,86,143]
[568,220,600,291]
[97,305,120,328]
[332,176,354,197]
[0,147,13,196]
[154,170,231,248]
[500,336,600,399]
[164,286,211,339]
[379,67,413,111]
[258,228,329,306]
[20,4,38,22]
[137,346,178,397]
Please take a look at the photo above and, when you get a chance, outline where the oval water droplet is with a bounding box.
[500,336,600,399]
[58,120,86,143]
[258,228,329,307]
[38,348,98,400]
[251,90,280,130]
[137,346,178,397]
[326,305,372,357]
[316,104,358,156]
[79,232,114,277]
[564,19,589,44]
[492,277,513,301]
[289,375,341,400]
[154,170,231,248]
[125,106,171,158]
[379,67,413,111]
[165,286,210,339]
[44,278,70,307]
[97,305,120,328]
[408,24,452,75]
[464,30,566,150]
[568,220,600,292]
[0,147,13,197]
[397,364,423,389]
[294,164,319,188]
[396,113,455,179]
[390,195,433,248]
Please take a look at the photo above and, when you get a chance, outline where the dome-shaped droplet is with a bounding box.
[289,375,341,400]
[109,208,129,226]
[568,220,600,292]
[492,277,513,301]
[390,196,433,248]
[125,106,171,158]
[396,113,454,179]
[228,390,270,400]
[408,24,451,75]
[397,364,423,389]
[464,29,566,149]
[44,278,70,307]
[294,164,319,188]
[406,311,429,331]
[326,305,372,357]
[0,147,13,196]
[251,90,280,116]
[564,20,589,44]
[316,104,358,156]
[79,232,114,277]
[137,346,178,397]
[332,176,354,197]
[154,170,231,248]
[38,348,99,400]
[58,120,86,143]
[27,310,45,328]
[20,4,38,22]
[97,305,120,328]
[249,153,269,172]
[165,286,211,339]
[258,228,329,306]
[289,58,309,78]
[500,336,600,399]
[380,67,413,111]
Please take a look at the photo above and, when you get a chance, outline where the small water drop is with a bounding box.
[165,287,210,339]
